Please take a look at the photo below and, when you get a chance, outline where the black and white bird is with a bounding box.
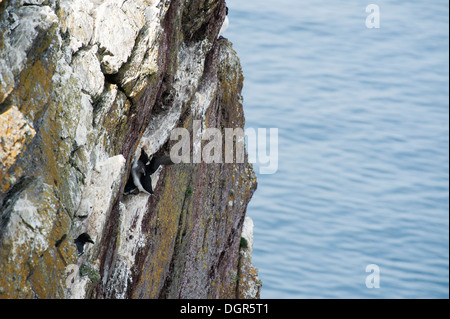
[74,233,94,256]
[124,148,173,195]
[218,7,229,38]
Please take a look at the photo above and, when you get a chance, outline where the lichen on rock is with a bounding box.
[0,105,35,186]
[0,0,261,299]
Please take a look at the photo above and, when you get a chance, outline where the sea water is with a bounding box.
[226,0,449,298]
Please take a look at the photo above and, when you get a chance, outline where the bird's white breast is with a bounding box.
[218,16,229,37]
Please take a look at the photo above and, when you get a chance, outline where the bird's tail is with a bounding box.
[147,155,174,175]
[155,155,174,166]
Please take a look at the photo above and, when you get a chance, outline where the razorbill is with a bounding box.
[124,148,174,195]
[74,233,94,256]
[218,7,229,38]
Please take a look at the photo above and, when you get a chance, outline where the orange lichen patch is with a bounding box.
[0,105,36,188]
[16,59,53,122]
[0,180,74,298]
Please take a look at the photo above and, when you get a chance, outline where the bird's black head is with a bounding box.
[226,7,228,15]
[75,233,94,244]
[139,148,150,165]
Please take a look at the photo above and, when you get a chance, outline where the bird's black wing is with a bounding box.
[140,173,154,194]
[124,174,137,194]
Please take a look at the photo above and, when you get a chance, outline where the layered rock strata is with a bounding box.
[0,0,261,299]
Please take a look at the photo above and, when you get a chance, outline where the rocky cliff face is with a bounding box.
[0,0,261,299]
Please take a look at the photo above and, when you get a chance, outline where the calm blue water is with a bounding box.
[226,0,449,298]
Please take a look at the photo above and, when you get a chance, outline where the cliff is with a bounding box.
[0,0,261,299]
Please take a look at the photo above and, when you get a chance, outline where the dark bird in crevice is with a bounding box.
[74,233,94,256]
[124,148,174,196]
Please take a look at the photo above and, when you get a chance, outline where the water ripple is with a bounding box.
[228,0,449,298]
